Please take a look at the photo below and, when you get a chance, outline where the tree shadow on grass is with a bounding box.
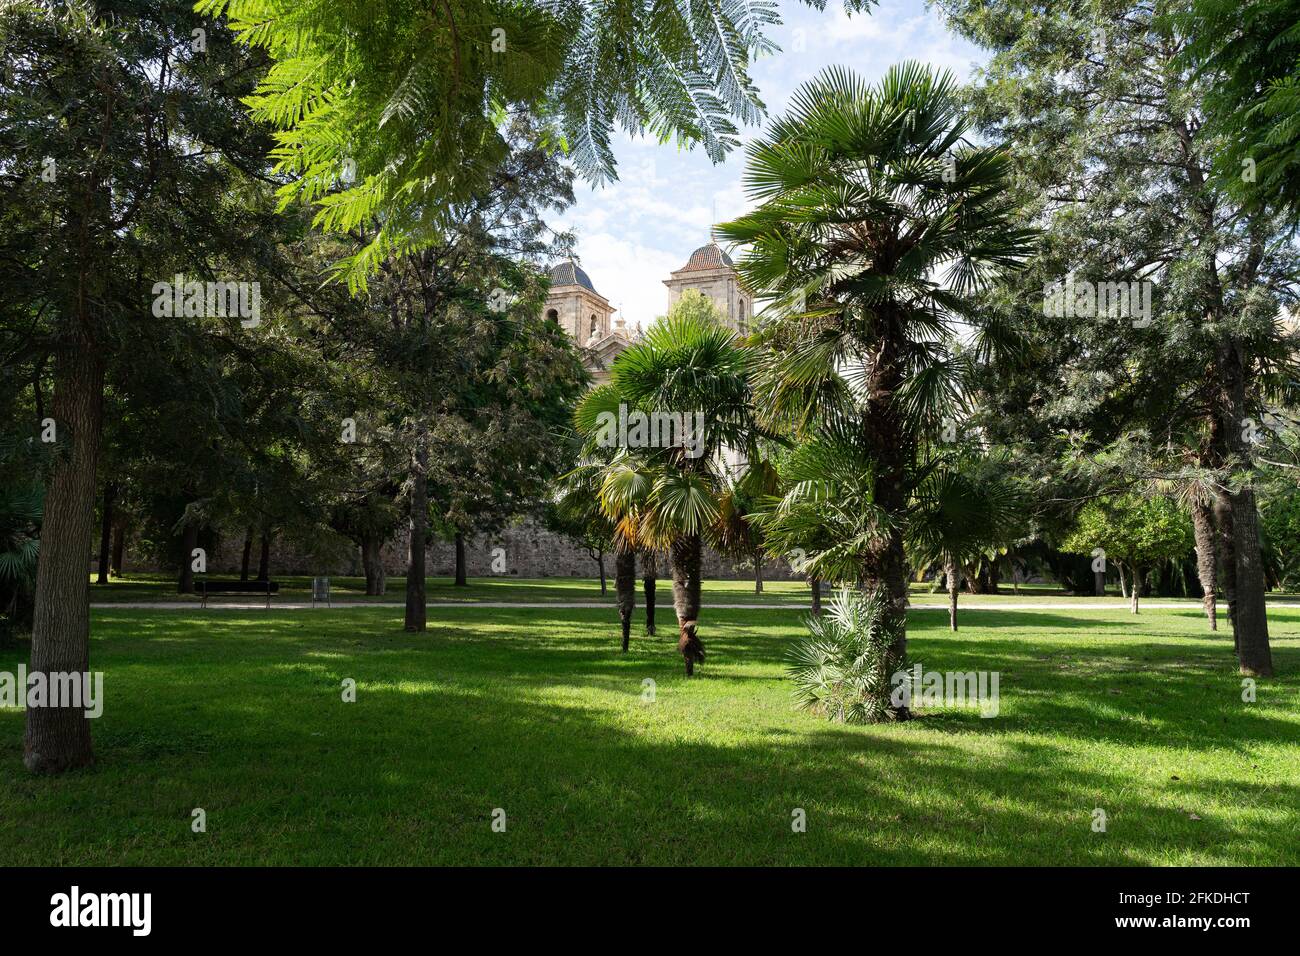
[2,605,1295,865]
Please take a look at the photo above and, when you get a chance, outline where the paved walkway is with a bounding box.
[88,600,1260,612]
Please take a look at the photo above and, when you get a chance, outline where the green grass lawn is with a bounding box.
[2,601,1297,865]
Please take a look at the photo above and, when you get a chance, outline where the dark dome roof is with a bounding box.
[548,260,597,293]
[679,243,734,272]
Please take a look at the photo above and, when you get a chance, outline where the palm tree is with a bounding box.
[0,477,41,645]
[907,455,1026,631]
[574,301,757,675]
[712,457,782,593]
[718,62,1034,681]
[551,457,632,648]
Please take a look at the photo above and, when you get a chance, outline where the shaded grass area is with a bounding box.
[1,604,1297,865]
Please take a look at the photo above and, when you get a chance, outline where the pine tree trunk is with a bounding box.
[1191,498,1218,630]
[454,532,468,587]
[239,527,253,581]
[946,559,958,632]
[669,535,704,675]
[615,549,636,652]
[405,436,428,632]
[178,521,199,594]
[95,482,115,585]
[641,549,657,635]
[25,346,104,774]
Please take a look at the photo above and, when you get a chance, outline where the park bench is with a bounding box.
[197,579,280,609]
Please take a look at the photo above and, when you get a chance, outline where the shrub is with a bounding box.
[786,586,906,724]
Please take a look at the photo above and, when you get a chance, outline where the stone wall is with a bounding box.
[185,515,799,582]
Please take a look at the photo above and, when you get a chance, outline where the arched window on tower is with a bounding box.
[738,299,746,330]
[546,308,559,324]
[589,314,598,338]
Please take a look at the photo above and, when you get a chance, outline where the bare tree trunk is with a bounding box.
[109,515,126,577]
[178,521,199,594]
[239,526,253,581]
[1230,486,1273,675]
[810,576,822,616]
[95,482,115,585]
[1130,565,1141,614]
[946,559,959,632]
[453,532,468,587]
[360,537,372,592]
[596,549,606,594]
[641,549,657,635]
[615,549,636,652]
[753,552,763,593]
[1191,498,1218,630]
[1117,563,1128,599]
[1213,335,1272,672]
[360,534,386,595]
[25,346,103,774]
[256,532,270,582]
[405,437,428,632]
[669,535,704,675]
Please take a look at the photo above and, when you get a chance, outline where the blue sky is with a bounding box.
[555,0,987,330]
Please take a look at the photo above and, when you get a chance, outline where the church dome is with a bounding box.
[678,243,734,272]
[548,260,597,293]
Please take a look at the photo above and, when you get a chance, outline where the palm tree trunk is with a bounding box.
[669,535,705,675]
[859,305,910,705]
[1191,498,1217,630]
[25,345,103,774]
[405,436,428,632]
[946,559,959,631]
[615,549,636,652]
[641,549,657,635]
[95,482,115,585]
